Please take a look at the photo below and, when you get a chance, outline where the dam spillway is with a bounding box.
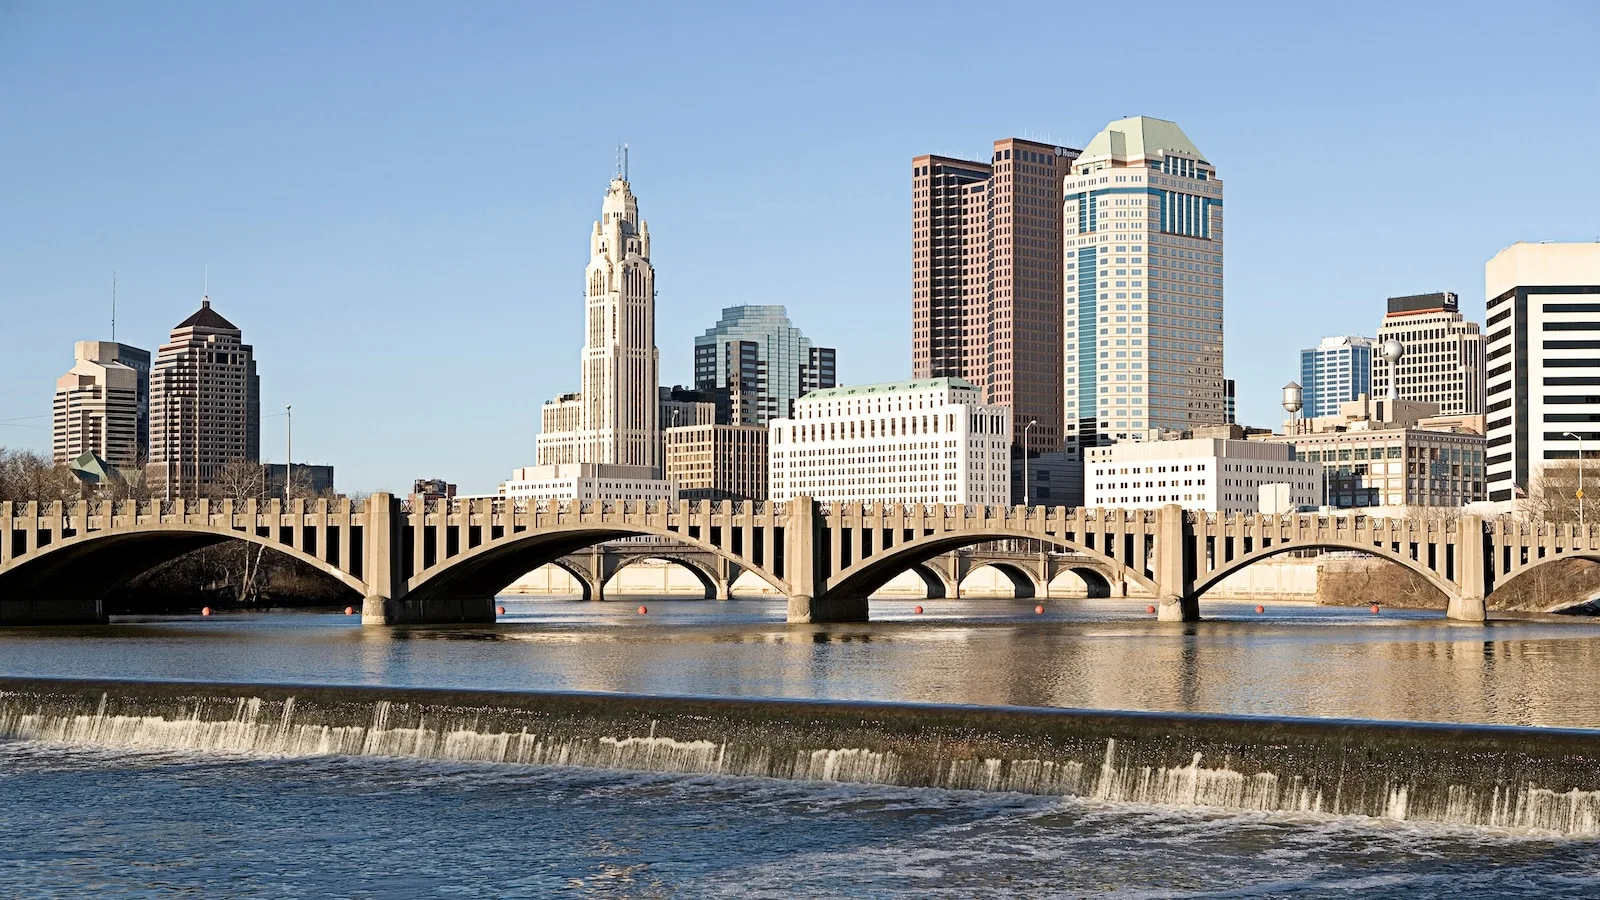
[1,676,1598,835]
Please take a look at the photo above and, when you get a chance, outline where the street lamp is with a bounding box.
[1022,419,1037,506]
[1565,431,1585,534]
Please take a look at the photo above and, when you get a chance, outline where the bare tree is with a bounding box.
[0,447,80,504]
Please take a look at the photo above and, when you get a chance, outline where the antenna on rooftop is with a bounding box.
[110,271,116,342]
[624,143,629,180]
[203,263,210,307]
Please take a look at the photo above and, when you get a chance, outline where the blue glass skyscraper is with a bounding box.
[1299,335,1374,418]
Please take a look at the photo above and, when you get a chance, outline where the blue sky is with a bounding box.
[2,1,1596,493]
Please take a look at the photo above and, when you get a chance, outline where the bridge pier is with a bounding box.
[786,593,868,624]
[1447,514,1487,622]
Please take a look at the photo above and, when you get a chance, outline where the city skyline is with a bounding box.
[3,3,1597,493]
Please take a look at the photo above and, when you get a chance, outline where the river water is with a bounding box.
[3,597,1600,896]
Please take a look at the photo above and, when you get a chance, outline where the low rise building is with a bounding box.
[498,463,674,502]
[768,378,1011,505]
[664,423,768,500]
[263,463,335,497]
[1086,425,1322,512]
[412,478,457,501]
[1269,395,1486,509]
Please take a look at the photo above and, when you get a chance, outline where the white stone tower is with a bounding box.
[538,163,661,471]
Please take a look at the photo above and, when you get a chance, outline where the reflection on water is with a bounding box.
[3,597,1600,727]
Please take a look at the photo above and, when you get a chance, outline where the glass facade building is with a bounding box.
[1300,335,1374,418]
[693,305,835,425]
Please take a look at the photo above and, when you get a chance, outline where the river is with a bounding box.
[2,597,1599,897]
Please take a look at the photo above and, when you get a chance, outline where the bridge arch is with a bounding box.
[824,528,1157,608]
[0,524,368,617]
[603,553,723,600]
[1483,551,1600,608]
[907,563,954,600]
[1049,566,1115,599]
[1190,540,1457,603]
[403,524,786,608]
[959,561,1041,600]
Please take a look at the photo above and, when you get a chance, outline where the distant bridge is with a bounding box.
[1,495,1595,625]
[552,538,1126,602]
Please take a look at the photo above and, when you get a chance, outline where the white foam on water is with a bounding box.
[5,690,1600,837]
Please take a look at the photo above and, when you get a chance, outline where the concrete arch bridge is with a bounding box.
[0,495,1593,625]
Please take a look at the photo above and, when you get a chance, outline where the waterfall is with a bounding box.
[3,676,1600,835]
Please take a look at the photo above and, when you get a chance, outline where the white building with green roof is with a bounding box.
[1064,116,1227,452]
[768,378,1011,505]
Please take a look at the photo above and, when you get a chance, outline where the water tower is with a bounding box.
[1282,381,1304,434]
[1380,339,1404,402]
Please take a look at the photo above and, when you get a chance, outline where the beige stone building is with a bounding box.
[665,424,768,500]
[912,137,1080,453]
[52,341,144,471]
[145,299,260,497]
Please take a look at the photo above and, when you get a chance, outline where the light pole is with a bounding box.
[1565,431,1585,533]
[1022,419,1037,506]
[284,405,292,504]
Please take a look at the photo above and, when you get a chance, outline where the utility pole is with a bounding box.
[1023,420,1037,506]
[284,405,292,503]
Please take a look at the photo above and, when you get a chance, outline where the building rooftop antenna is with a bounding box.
[624,143,629,181]
[110,270,116,342]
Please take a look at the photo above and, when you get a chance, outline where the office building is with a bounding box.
[499,464,673,502]
[1300,336,1374,418]
[1370,292,1484,415]
[1064,117,1226,453]
[536,165,660,471]
[1086,426,1319,512]
[659,385,721,465]
[912,137,1081,452]
[768,378,1011,505]
[1224,378,1237,425]
[52,341,144,471]
[693,305,835,426]
[1482,242,1600,501]
[664,423,769,500]
[1270,396,1485,509]
[146,298,260,497]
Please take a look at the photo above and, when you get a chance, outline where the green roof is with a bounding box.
[1079,116,1204,163]
[802,377,979,401]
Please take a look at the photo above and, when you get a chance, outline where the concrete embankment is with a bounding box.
[2,676,1598,834]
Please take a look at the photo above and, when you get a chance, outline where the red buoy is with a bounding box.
[343,606,354,616]
[1370,604,1381,614]
[201,607,212,616]
[637,606,648,615]
[1146,605,1156,614]
[913,605,924,614]
[1255,605,1265,614]
[496,606,506,615]
[1034,605,1045,615]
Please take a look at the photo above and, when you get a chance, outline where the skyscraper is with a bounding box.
[1370,292,1484,415]
[1300,335,1374,418]
[912,137,1080,452]
[1063,116,1225,451]
[52,341,144,471]
[1483,243,1600,501]
[537,168,661,470]
[146,298,260,497]
[693,305,835,425]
